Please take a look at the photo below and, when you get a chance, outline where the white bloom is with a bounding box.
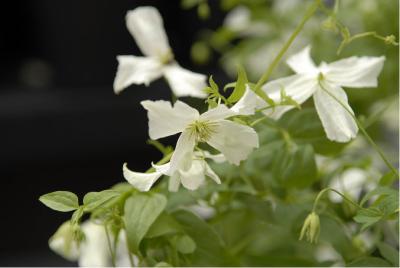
[223,6,269,37]
[329,168,376,203]
[113,6,207,98]
[123,100,259,192]
[49,221,137,267]
[124,150,224,192]
[238,46,385,142]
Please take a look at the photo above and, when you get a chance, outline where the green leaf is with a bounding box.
[124,193,167,252]
[209,75,219,91]
[348,257,392,267]
[181,0,201,9]
[227,65,248,103]
[353,207,383,230]
[272,144,317,188]
[172,209,234,266]
[83,190,120,212]
[377,242,399,266]
[360,187,397,206]
[39,191,79,212]
[71,206,84,226]
[379,170,399,186]
[145,212,182,239]
[173,234,196,254]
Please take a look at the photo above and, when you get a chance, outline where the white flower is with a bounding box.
[123,100,259,192]
[49,221,137,267]
[223,6,269,37]
[123,150,223,192]
[113,6,207,98]
[238,46,385,142]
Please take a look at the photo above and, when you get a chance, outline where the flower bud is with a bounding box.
[299,212,320,244]
[384,35,397,45]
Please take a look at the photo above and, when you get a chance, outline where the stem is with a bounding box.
[254,0,320,92]
[125,231,135,267]
[312,188,363,212]
[104,225,117,267]
[318,82,399,177]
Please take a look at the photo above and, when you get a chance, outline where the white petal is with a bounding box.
[49,221,80,262]
[207,120,259,165]
[329,168,368,202]
[168,172,181,192]
[179,160,206,191]
[115,230,139,267]
[126,7,171,58]
[123,163,163,191]
[204,162,221,184]
[113,56,163,94]
[313,83,358,142]
[79,222,110,267]
[163,64,207,98]
[151,162,171,175]
[286,46,317,74]
[141,100,199,140]
[169,130,196,174]
[199,104,236,121]
[230,85,264,115]
[261,74,317,119]
[325,56,385,88]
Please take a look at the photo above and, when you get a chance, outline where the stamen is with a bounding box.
[186,120,219,142]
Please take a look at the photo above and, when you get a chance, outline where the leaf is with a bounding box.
[71,206,84,226]
[39,191,79,212]
[145,212,182,239]
[379,170,399,186]
[348,257,392,267]
[353,207,383,230]
[272,144,317,188]
[377,242,399,266]
[124,193,167,252]
[172,209,234,266]
[173,234,196,254]
[227,65,248,103]
[83,190,120,212]
[209,75,219,91]
[360,187,397,206]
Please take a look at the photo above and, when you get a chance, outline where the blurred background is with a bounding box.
[0,0,398,266]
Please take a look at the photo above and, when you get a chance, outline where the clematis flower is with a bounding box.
[237,46,385,142]
[123,150,224,192]
[113,6,207,98]
[49,221,136,267]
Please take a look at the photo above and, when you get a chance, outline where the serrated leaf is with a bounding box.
[124,193,167,252]
[227,65,248,103]
[39,191,79,212]
[83,190,120,212]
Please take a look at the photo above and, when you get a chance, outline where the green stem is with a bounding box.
[104,225,117,267]
[312,188,363,212]
[254,0,320,92]
[125,230,135,267]
[318,81,399,177]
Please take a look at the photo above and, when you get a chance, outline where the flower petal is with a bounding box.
[230,85,264,115]
[126,7,172,58]
[113,56,163,94]
[286,46,317,74]
[204,162,221,184]
[261,74,317,119]
[49,221,80,262]
[199,104,236,121]
[169,130,196,174]
[168,172,181,192]
[163,64,207,98]
[79,222,110,267]
[207,120,259,165]
[313,83,358,142]
[201,151,226,163]
[123,163,163,191]
[325,56,385,88]
[179,160,206,191]
[141,100,199,140]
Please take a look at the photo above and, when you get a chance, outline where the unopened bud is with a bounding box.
[299,212,320,244]
[384,35,397,45]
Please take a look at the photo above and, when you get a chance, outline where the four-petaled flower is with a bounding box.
[113,6,207,98]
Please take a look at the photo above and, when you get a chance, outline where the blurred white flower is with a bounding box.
[113,6,207,98]
[223,6,269,37]
[241,46,385,142]
[123,150,223,192]
[49,221,137,267]
[329,168,376,203]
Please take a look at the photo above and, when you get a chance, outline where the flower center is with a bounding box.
[186,120,218,142]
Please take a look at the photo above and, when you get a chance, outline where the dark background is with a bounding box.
[0,0,225,265]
